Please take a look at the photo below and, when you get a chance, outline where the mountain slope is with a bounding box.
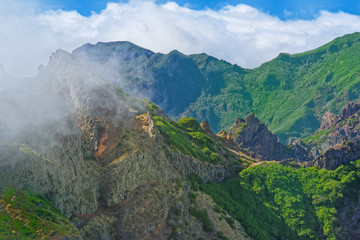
[73,32,360,143]
[187,32,360,142]
[0,49,253,239]
[3,36,360,239]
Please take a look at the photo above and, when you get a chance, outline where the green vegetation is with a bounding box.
[202,160,360,239]
[0,187,79,239]
[176,178,183,191]
[148,101,160,115]
[186,173,204,192]
[188,191,197,204]
[153,115,207,161]
[189,207,214,232]
[186,33,360,142]
[216,231,229,240]
[151,107,223,164]
[302,129,330,145]
[188,132,215,151]
[177,117,203,132]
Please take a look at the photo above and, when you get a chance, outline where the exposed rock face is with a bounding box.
[307,141,360,170]
[0,137,99,218]
[319,112,341,130]
[0,49,247,239]
[227,113,293,160]
[290,138,312,162]
[342,102,360,119]
[292,102,360,162]
[200,120,212,136]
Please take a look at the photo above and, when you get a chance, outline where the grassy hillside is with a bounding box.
[0,187,79,239]
[186,32,360,142]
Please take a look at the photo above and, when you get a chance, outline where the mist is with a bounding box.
[0,48,144,156]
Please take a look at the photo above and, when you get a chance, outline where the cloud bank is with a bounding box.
[1,0,360,77]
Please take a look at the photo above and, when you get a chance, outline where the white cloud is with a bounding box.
[1,0,360,77]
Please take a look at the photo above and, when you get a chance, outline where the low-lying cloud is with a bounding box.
[1,0,360,77]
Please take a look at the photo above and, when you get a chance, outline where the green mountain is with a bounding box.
[73,32,360,143]
[3,35,360,239]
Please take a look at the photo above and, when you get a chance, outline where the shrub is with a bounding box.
[188,132,215,151]
[187,174,204,191]
[189,208,214,232]
[177,117,203,132]
[188,191,197,204]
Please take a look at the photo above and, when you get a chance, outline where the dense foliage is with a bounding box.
[0,187,78,239]
[177,117,203,132]
[202,160,360,239]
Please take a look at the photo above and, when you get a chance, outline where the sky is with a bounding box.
[38,0,360,19]
[1,0,360,77]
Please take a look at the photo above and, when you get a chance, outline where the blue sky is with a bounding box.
[40,0,360,19]
[1,0,360,77]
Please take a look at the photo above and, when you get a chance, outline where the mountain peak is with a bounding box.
[72,41,154,63]
[228,114,292,160]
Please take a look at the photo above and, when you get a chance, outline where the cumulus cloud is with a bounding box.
[1,0,360,77]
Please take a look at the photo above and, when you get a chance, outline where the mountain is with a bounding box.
[73,32,360,143]
[3,33,360,240]
[0,49,253,239]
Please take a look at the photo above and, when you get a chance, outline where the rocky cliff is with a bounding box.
[307,141,360,170]
[227,113,293,161]
[291,102,360,167]
[0,49,252,239]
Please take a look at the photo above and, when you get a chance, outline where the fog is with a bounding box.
[0,48,144,153]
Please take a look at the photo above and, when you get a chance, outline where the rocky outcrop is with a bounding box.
[290,138,312,162]
[0,133,99,218]
[319,112,341,130]
[342,102,360,119]
[292,101,360,162]
[200,120,214,136]
[307,141,360,170]
[227,113,293,160]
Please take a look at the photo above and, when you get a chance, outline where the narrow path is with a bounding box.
[248,160,277,168]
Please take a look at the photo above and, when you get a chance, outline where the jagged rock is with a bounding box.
[319,112,341,130]
[320,102,360,131]
[217,130,227,138]
[200,120,211,134]
[144,111,159,139]
[294,101,360,162]
[227,113,293,161]
[307,141,360,170]
[342,102,360,119]
[290,138,311,161]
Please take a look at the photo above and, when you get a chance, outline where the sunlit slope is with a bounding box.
[187,32,360,142]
